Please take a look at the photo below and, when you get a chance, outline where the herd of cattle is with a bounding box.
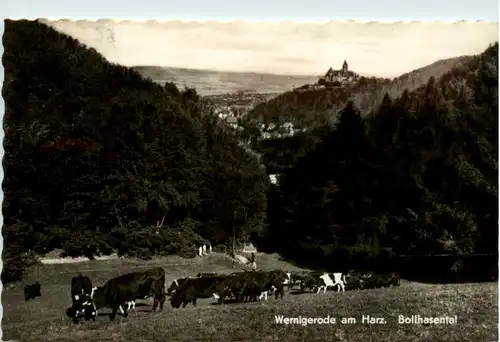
[55,268,400,323]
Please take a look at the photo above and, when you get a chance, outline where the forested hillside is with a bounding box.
[2,19,497,284]
[259,44,498,280]
[250,54,489,184]
[243,56,475,137]
[2,20,269,282]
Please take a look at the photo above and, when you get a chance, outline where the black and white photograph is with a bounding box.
[1,18,498,341]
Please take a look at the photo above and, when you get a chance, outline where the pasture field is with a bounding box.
[2,253,498,342]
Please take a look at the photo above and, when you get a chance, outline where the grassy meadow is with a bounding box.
[2,253,497,342]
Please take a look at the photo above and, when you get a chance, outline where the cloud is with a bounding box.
[44,20,498,77]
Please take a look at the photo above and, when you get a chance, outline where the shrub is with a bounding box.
[2,248,39,284]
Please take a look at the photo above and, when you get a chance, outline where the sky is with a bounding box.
[39,19,500,78]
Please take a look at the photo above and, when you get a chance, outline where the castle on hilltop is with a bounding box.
[319,60,359,86]
[293,60,360,92]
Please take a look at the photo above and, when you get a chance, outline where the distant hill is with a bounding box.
[133,66,318,96]
[392,56,475,95]
[246,55,476,128]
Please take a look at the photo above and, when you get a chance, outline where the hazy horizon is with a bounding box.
[41,20,498,79]
[132,65,318,78]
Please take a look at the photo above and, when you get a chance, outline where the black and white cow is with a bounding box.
[317,273,346,293]
[70,275,96,323]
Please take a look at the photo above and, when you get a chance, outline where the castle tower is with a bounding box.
[342,60,348,73]
[325,67,334,77]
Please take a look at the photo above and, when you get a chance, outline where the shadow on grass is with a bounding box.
[97,312,113,317]
[289,290,307,295]
[209,298,281,306]
[65,306,108,318]
[209,299,240,305]
[65,303,153,320]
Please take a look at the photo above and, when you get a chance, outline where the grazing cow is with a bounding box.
[170,276,227,308]
[71,275,96,323]
[292,273,310,292]
[363,274,383,289]
[219,273,248,302]
[236,270,287,302]
[283,272,292,286]
[361,271,375,280]
[268,270,289,298]
[285,272,308,290]
[344,271,365,290]
[363,273,399,289]
[221,273,254,302]
[237,274,266,302]
[316,272,346,293]
[167,277,189,295]
[125,300,136,310]
[283,272,303,290]
[317,273,333,293]
[91,267,166,321]
[295,272,325,292]
[24,282,41,301]
[258,285,277,301]
[124,293,150,310]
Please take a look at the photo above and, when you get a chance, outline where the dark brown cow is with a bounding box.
[24,282,41,301]
[167,277,189,296]
[363,272,400,289]
[344,271,366,290]
[222,270,287,302]
[92,267,166,321]
[170,276,227,308]
[291,272,324,292]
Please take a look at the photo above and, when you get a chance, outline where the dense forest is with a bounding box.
[2,20,269,282]
[256,44,498,280]
[2,19,498,283]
